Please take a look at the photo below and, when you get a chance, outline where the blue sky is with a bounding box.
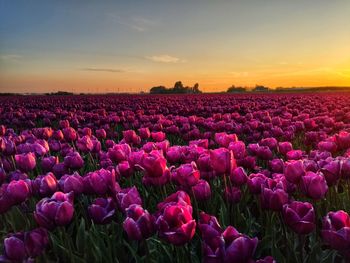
[1,0,350,93]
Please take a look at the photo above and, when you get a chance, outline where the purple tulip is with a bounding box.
[34,191,74,229]
[116,186,142,212]
[123,130,141,145]
[58,172,84,195]
[214,132,237,148]
[3,234,27,261]
[269,159,284,173]
[76,135,94,152]
[115,161,133,178]
[156,203,196,245]
[171,162,200,188]
[88,197,116,224]
[336,131,350,149]
[24,228,50,258]
[199,212,225,263]
[247,173,267,194]
[340,158,350,179]
[123,204,156,240]
[321,160,341,186]
[284,160,305,184]
[278,142,293,156]
[166,146,183,164]
[157,191,192,212]
[64,151,84,170]
[260,137,278,150]
[0,167,6,185]
[230,167,248,187]
[223,226,258,263]
[260,179,289,211]
[224,186,242,204]
[62,127,77,141]
[322,210,350,253]
[41,156,59,173]
[192,179,211,201]
[318,140,337,153]
[53,130,64,141]
[151,131,166,142]
[228,140,246,159]
[139,150,170,186]
[83,168,116,195]
[108,143,131,163]
[210,148,236,176]
[5,179,31,205]
[138,127,151,139]
[300,171,328,200]
[256,146,273,160]
[52,162,68,178]
[95,129,107,139]
[282,201,315,234]
[256,256,277,263]
[32,172,58,197]
[15,152,36,172]
[286,150,303,160]
[59,120,70,129]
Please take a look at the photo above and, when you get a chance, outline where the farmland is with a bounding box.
[0,93,350,262]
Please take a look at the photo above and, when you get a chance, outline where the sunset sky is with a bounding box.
[1,0,350,93]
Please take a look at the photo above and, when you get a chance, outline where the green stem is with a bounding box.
[299,234,305,263]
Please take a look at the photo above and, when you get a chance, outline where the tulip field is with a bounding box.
[1,93,350,263]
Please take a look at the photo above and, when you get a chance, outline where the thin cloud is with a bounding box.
[228,71,249,77]
[81,68,126,73]
[146,55,185,63]
[0,54,22,62]
[109,14,157,32]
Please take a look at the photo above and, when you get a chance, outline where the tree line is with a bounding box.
[150,81,202,94]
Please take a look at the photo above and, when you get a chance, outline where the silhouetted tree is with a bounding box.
[149,81,202,94]
[193,83,202,93]
[150,86,168,94]
[227,85,246,93]
[174,81,184,91]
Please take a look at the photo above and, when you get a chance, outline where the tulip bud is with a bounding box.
[116,186,142,212]
[76,135,94,152]
[284,160,305,184]
[224,187,242,204]
[230,167,247,187]
[41,156,59,173]
[32,172,58,197]
[300,171,328,200]
[83,168,116,195]
[156,204,196,245]
[34,191,74,229]
[151,131,166,142]
[278,142,293,155]
[64,151,84,170]
[138,128,151,139]
[171,162,200,188]
[123,204,156,240]
[260,179,289,211]
[322,210,350,253]
[247,173,267,194]
[283,201,315,234]
[210,148,236,176]
[88,197,116,224]
[58,172,84,195]
[15,152,36,172]
[192,180,211,201]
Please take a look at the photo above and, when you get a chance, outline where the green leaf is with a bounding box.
[76,218,86,254]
